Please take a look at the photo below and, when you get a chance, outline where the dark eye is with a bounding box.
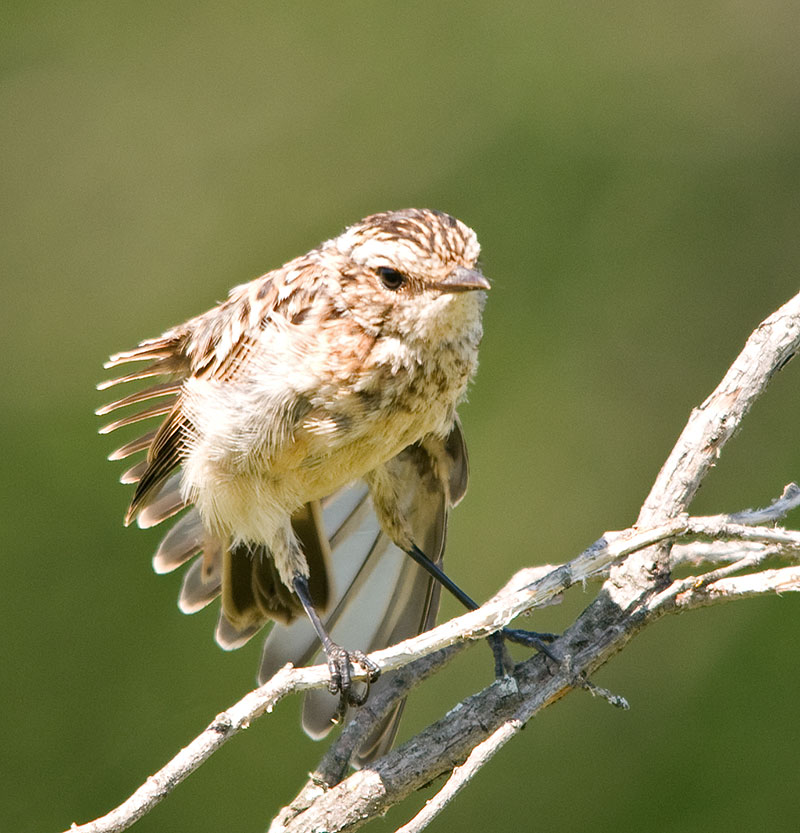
[377,267,407,291]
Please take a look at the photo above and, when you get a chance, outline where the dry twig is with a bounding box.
[64,290,800,833]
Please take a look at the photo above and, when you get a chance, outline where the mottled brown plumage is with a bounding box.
[98,208,488,761]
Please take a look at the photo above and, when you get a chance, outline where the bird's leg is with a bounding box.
[406,544,558,672]
[292,574,380,718]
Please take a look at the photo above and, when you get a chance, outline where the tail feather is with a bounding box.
[259,419,467,764]
[352,558,441,765]
[215,611,262,651]
[178,541,222,614]
[257,481,377,684]
[153,509,205,574]
[300,535,410,740]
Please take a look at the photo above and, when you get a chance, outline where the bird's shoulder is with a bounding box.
[180,250,343,383]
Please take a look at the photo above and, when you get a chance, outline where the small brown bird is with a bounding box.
[98,208,496,762]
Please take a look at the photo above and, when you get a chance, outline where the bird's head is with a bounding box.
[325,208,490,344]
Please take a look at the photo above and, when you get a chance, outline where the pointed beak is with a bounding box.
[437,266,491,293]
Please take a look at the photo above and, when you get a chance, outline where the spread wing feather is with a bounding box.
[135,471,187,529]
[107,430,157,462]
[97,329,191,526]
[95,382,182,416]
[120,459,148,484]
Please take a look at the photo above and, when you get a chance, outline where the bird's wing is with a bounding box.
[98,329,194,526]
[97,269,279,523]
[259,419,469,764]
[214,501,331,647]
[97,263,328,628]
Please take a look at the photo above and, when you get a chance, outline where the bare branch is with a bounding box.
[65,508,800,833]
[670,540,778,568]
[668,564,800,610]
[392,719,523,833]
[65,509,800,833]
[639,296,800,526]
[271,290,800,832]
[615,291,800,592]
[729,482,800,524]
[65,291,800,833]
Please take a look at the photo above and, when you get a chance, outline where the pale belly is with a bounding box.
[179,318,477,550]
[182,400,450,548]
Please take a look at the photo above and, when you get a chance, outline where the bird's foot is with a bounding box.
[489,628,560,676]
[324,645,381,723]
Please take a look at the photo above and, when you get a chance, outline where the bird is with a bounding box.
[97,208,494,763]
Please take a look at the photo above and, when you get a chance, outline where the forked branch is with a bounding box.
[64,290,800,833]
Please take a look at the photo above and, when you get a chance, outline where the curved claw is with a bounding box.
[323,644,381,723]
[345,649,380,706]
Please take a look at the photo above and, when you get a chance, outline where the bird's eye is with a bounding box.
[376,267,407,291]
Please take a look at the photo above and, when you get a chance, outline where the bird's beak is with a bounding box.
[437,266,491,293]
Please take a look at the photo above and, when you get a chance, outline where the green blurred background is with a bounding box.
[3,2,800,831]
